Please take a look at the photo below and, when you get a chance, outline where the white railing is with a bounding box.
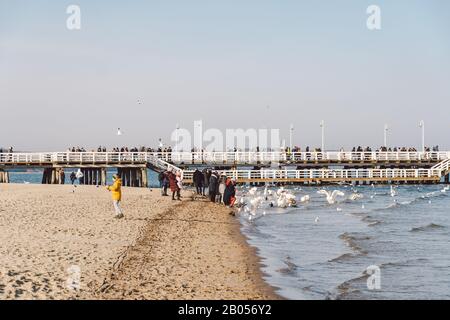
[1,151,449,165]
[182,168,443,181]
[145,154,181,172]
[142,151,450,163]
[431,159,450,172]
[0,151,182,172]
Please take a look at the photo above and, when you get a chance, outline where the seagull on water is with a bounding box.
[317,189,345,204]
[390,185,397,197]
[300,195,310,203]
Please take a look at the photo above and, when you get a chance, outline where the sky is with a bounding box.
[1,0,449,151]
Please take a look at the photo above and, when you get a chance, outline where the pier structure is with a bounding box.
[0,169,9,183]
[1,151,449,186]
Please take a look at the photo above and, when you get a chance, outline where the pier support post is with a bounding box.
[116,167,147,187]
[101,168,107,186]
[0,170,9,183]
[130,169,137,187]
[445,173,449,184]
[41,168,65,184]
[42,168,51,184]
[141,168,148,188]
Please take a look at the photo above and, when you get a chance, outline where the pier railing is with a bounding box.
[143,151,450,164]
[182,168,443,181]
[432,159,450,173]
[1,151,449,165]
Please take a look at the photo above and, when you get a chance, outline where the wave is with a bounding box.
[372,202,399,212]
[334,273,368,300]
[410,223,446,233]
[328,253,355,263]
[338,233,369,255]
[378,258,428,269]
[368,221,382,227]
[361,215,383,227]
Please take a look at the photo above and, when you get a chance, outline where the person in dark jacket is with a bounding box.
[223,178,236,207]
[208,171,219,202]
[202,168,210,196]
[158,171,169,196]
[193,169,204,195]
[70,172,76,185]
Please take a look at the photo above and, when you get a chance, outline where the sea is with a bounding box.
[238,184,450,300]
[8,169,160,187]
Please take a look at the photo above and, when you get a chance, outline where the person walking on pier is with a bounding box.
[107,174,124,219]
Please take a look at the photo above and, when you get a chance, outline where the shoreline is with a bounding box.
[90,196,280,300]
[0,184,279,300]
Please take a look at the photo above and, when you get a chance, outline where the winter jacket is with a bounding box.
[107,178,122,201]
[168,172,179,192]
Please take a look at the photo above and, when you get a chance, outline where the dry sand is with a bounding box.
[0,184,278,300]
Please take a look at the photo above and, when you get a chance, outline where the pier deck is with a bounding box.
[1,151,449,185]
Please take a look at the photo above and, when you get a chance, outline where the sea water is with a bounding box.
[238,184,450,300]
[8,170,160,187]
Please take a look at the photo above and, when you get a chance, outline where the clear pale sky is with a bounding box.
[1,0,449,151]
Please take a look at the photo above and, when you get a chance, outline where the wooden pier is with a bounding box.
[0,169,9,183]
[1,151,449,186]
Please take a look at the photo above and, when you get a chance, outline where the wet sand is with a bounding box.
[0,184,277,300]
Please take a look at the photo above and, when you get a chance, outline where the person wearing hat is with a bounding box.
[223,178,236,207]
[107,174,123,218]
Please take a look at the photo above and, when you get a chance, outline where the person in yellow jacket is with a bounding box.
[107,174,123,219]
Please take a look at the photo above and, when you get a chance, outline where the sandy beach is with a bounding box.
[0,184,277,300]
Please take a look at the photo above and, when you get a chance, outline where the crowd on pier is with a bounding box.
[65,146,174,153]
[0,147,14,153]
[1,145,441,154]
[287,145,440,153]
[63,145,441,154]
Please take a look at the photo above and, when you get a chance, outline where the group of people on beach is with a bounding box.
[157,167,237,206]
[158,170,183,201]
[191,169,237,207]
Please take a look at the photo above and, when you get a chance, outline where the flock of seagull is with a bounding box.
[236,184,450,223]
